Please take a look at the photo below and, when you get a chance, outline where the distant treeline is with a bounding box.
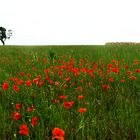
[105,42,140,46]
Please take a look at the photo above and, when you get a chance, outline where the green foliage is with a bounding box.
[0,45,140,139]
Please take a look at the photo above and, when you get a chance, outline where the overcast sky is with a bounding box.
[1,0,140,45]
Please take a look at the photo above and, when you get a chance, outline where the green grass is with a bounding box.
[0,45,140,140]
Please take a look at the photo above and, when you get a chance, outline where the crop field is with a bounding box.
[0,45,140,140]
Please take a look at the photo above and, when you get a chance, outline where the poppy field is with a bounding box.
[0,45,140,140]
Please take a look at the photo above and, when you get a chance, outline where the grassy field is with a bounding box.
[0,45,140,140]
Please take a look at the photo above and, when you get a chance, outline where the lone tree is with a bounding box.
[0,27,13,45]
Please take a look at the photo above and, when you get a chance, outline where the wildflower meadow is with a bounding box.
[0,45,140,140]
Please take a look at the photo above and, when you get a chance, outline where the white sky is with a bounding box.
[1,0,140,45]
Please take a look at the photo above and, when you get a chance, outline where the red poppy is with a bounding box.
[33,78,39,83]
[16,104,22,110]
[78,95,84,100]
[37,75,41,79]
[13,85,19,91]
[81,67,87,73]
[61,65,66,69]
[112,60,116,63]
[37,81,44,87]
[32,67,36,71]
[107,69,111,73]
[64,77,71,82]
[31,116,38,126]
[52,99,59,104]
[80,79,84,83]
[126,70,132,75]
[17,80,24,85]
[52,128,65,140]
[109,77,114,82]
[125,65,129,69]
[63,101,74,109]
[73,68,80,74]
[58,70,62,76]
[18,72,25,76]
[107,63,113,68]
[102,84,111,90]
[43,58,47,63]
[48,80,53,85]
[25,80,32,86]
[112,68,119,73]
[12,112,21,120]
[133,60,139,65]
[2,82,9,90]
[44,69,49,73]
[27,105,35,112]
[130,76,136,80]
[78,108,87,113]
[62,84,67,90]
[77,86,83,92]
[26,73,31,77]
[120,79,125,83]
[54,81,60,86]
[59,95,67,100]
[19,124,29,135]
[135,69,140,73]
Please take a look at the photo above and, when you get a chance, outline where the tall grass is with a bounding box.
[0,45,140,140]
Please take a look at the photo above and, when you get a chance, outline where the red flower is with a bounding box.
[49,80,53,84]
[25,80,32,86]
[17,80,24,85]
[59,95,67,100]
[112,68,119,73]
[112,60,116,63]
[32,67,36,71]
[31,116,38,126]
[78,108,87,113]
[64,77,71,82]
[73,68,79,73]
[27,105,35,112]
[120,79,125,83]
[12,112,21,120]
[54,81,60,86]
[130,76,136,80]
[52,128,65,140]
[53,99,59,104]
[37,81,44,87]
[26,73,31,77]
[44,69,49,73]
[78,95,84,100]
[58,70,62,76]
[37,75,41,79]
[81,67,87,73]
[102,84,111,90]
[109,77,114,82]
[77,86,83,92]
[126,70,132,75]
[135,69,140,73]
[133,60,139,65]
[16,104,22,110]
[33,78,39,83]
[18,72,25,76]
[125,65,129,69]
[13,85,19,91]
[63,101,74,109]
[19,124,29,135]
[107,63,113,68]
[80,79,84,83]
[2,82,9,90]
